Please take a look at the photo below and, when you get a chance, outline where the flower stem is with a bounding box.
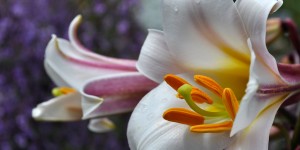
[273,123,291,150]
[282,19,300,58]
[291,111,300,150]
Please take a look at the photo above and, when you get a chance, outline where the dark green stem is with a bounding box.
[291,112,300,150]
[273,123,291,150]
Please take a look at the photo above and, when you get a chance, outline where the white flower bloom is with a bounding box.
[32,15,157,132]
[126,0,300,149]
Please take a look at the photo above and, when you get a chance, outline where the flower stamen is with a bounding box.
[163,108,204,126]
[52,87,76,97]
[190,87,213,104]
[194,75,224,97]
[164,74,189,90]
[222,88,239,120]
[190,121,233,133]
[163,74,240,133]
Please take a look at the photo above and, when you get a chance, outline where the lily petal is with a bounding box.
[81,72,158,119]
[88,118,116,133]
[45,35,132,89]
[127,83,232,150]
[162,0,250,71]
[32,92,82,121]
[231,48,288,136]
[68,15,137,68]
[231,0,287,139]
[235,0,283,85]
[137,29,183,83]
[228,100,284,150]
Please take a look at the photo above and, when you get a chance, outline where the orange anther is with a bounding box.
[194,75,223,97]
[190,121,233,133]
[60,87,76,95]
[164,74,189,90]
[222,88,239,120]
[190,88,213,104]
[163,108,204,126]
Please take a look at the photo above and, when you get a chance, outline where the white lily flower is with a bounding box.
[32,15,157,132]
[126,0,300,149]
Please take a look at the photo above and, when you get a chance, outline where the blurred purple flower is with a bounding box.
[117,20,130,34]
[93,3,106,15]
[0,0,146,149]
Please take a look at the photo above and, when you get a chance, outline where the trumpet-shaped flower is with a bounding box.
[32,15,157,132]
[127,0,300,149]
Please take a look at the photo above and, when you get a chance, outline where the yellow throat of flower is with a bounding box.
[163,74,239,133]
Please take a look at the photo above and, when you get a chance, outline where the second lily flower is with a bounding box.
[32,15,157,132]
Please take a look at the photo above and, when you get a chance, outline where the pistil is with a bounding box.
[178,84,224,117]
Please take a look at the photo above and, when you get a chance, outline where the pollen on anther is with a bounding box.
[164,74,189,90]
[190,121,233,133]
[190,88,213,104]
[222,88,239,120]
[163,108,204,126]
[60,87,76,94]
[194,75,224,97]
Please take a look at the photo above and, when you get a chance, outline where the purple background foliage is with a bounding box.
[0,0,145,149]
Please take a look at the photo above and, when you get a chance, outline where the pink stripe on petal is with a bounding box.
[55,38,137,71]
[86,92,148,117]
[84,73,157,97]
[66,55,137,71]
[82,73,158,117]
[278,63,300,84]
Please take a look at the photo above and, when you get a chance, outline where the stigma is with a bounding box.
[163,74,239,133]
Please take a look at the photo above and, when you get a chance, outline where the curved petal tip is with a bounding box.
[271,0,283,13]
[88,118,116,133]
[69,15,82,37]
[81,93,104,119]
[32,92,82,121]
